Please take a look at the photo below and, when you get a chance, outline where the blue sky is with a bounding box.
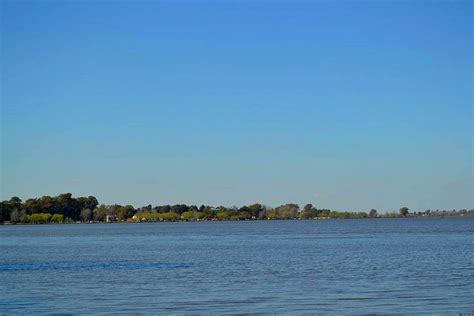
[1,0,472,211]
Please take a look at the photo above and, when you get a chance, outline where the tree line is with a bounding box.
[0,193,472,224]
[0,194,98,223]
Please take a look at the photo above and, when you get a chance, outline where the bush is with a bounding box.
[51,214,64,223]
[63,217,76,224]
[159,212,180,221]
[27,213,51,224]
[194,212,205,220]
[181,211,194,221]
[133,212,182,222]
[216,211,229,220]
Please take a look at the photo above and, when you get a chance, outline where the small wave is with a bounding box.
[0,261,192,272]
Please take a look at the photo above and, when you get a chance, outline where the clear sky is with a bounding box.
[1,0,472,211]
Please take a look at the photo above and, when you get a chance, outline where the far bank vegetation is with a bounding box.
[1,194,472,224]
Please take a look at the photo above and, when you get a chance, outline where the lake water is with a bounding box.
[1,218,473,314]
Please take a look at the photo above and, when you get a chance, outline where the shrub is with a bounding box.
[27,213,51,224]
[216,211,229,220]
[181,211,194,221]
[159,212,180,221]
[194,212,205,220]
[51,214,64,223]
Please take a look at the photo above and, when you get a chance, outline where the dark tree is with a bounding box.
[0,197,22,222]
[248,203,263,218]
[301,204,319,219]
[275,203,300,218]
[399,207,409,217]
[369,209,378,218]
[117,205,136,220]
[171,204,189,214]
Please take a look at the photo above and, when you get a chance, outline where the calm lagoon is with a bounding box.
[1,218,473,314]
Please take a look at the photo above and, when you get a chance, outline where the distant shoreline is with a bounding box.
[2,214,472,226]
[2,193,472,225]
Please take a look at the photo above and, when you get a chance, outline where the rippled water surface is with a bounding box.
[1,218,473,314]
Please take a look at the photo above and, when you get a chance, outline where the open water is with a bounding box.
[1,218,473,314]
